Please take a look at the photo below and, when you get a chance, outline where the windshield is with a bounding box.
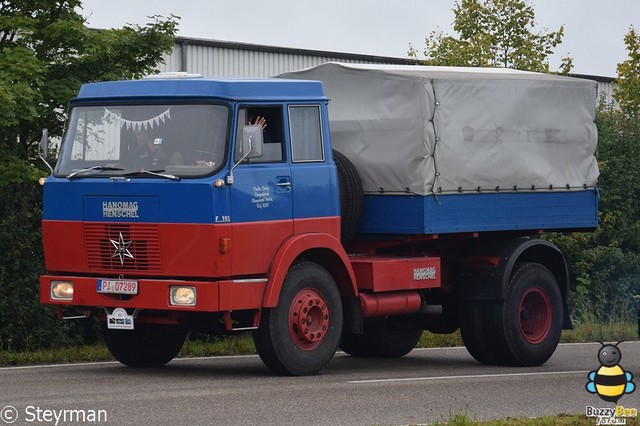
[55,104,229,178]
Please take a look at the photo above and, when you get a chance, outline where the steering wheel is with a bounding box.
[185,150,218,166]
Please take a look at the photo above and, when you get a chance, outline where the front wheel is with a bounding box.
[253,261,343,375]
[103,323,188,367]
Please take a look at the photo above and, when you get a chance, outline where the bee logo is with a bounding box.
[586,341,635,403]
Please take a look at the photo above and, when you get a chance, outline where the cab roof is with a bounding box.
[74,77,327,103]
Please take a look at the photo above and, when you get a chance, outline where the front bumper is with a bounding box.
[40,275,266,312]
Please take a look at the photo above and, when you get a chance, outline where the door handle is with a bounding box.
[276,177,292,191]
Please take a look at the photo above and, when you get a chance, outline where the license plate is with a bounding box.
[97,279,138,295]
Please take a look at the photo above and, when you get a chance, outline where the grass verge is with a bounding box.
[429,413,640,425]
[0,320,637,367]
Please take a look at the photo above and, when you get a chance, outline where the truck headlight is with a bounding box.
[51,281,74,300]
[170,286,196,306]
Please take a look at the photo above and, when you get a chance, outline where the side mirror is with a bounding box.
[39,128,49,158]
[227,125,265,185]
[241,125,264,159]
[38,128,53,174]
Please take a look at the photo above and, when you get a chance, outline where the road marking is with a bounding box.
[347,369,589,384]
[0,361,118,371]
[0,354,260,371]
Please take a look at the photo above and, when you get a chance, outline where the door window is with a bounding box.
[289,105,324,162]
[235,106,285,163]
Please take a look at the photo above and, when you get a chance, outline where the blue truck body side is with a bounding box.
[360,190,599,235]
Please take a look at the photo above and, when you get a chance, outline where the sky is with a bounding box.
[78,0,640,78]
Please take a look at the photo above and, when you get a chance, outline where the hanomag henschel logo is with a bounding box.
[102,201,139,218]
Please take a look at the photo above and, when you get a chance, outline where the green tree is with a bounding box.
[408,0,570,73]
[0,0,179,351]
[614,26,640,118]
[550,107,640,323]
[0,0,179,156]
[549,28,640,323]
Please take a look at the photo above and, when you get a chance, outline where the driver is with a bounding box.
[129,128,165,170]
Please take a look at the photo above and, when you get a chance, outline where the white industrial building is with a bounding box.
[158,37,409,77]
[158,36,615,104]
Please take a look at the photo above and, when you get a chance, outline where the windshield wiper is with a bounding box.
[123,169,180,181]
[67,165,124,179]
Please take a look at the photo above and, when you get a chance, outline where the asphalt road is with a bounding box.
[1,342,639,426]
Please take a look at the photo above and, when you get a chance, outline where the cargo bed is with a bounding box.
[281,63,600,236]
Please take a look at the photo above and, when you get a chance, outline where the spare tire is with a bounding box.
[333,150,363,244]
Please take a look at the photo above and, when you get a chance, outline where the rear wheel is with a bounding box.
[364,317,422,358]
[501,262,563,366]
[253,261,343,375]
[421,302,459,334]
[339,333,374,357]
[460,262,563,366]
[103,323,187,367]
[459,301,494,364]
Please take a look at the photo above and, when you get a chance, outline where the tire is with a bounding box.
[459,301,499,364]
[339,333,375,357]
[421,303,459,334]
[501,262,563,366]
[103,323,188,367]
[341,317,422,358]
[365,317,423,358]
[253,261,343,375]
[333,150,363,244]
[460,262,563,367]
[461,299,530,365]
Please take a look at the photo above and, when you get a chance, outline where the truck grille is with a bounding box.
[85,223,161,272]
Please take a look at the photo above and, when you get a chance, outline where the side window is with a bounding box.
[235,106,284,163]
[289,105,324,162]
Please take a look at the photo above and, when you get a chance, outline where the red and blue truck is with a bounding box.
[39,63,599,375]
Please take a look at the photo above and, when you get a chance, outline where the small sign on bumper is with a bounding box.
[107,308,134,330]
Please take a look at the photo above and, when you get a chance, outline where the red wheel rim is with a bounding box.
[288,288,330,351]
[518,286,552,344]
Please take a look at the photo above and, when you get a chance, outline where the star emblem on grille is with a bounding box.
[110,232,134,265]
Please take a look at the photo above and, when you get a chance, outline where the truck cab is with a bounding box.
[43,76,341,278]
[41,76,351,373]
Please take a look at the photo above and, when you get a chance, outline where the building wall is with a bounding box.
[157,37,409,78]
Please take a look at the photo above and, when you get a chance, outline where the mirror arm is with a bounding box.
[227,135,255,185]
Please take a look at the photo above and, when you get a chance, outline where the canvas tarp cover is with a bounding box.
[279,63,599,196]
